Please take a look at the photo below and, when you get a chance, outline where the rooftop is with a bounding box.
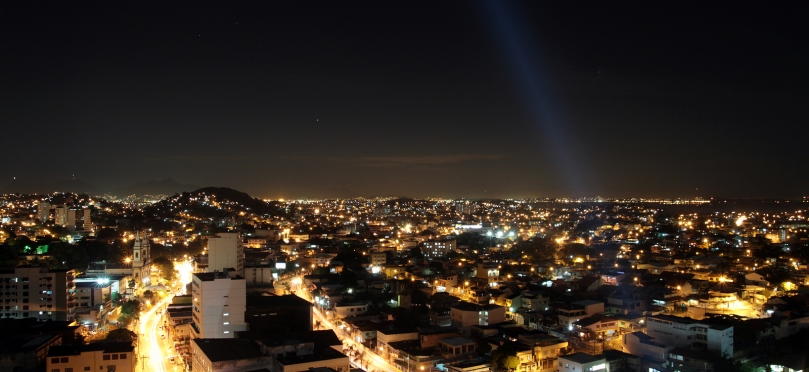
[193,338,263,362]
[246,294,312,308]
[560,352,606,365]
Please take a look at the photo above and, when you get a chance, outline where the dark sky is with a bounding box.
[1,2,807,199]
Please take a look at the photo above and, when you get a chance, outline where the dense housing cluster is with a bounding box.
[1,188,808,372]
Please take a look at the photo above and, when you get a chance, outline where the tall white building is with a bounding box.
[206,233,244,277]
[190,271,246,339]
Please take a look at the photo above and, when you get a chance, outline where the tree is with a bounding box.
[142,290,155,302]
[152,256,176,281]
[105,328,138,343]
[502,355,520,371]
[491,343,519,371]
[111,292,122,305]
[408,246,424,260]
[120,299,141,318]
[476,339,492,356]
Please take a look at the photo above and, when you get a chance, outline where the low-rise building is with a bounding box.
[645,314,733,357]
[191,338,271,372]
[46,342,135,372]
[558,352,609,372]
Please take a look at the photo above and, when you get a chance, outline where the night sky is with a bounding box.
[1,2,807,199]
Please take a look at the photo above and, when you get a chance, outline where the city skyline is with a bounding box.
[1,2,807,199]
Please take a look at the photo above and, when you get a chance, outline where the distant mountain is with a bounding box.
[114,178,200,196]
[143,186,288,219]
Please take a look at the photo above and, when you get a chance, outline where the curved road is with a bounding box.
[139,294,175,372]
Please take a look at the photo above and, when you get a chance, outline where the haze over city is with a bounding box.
[2,2,807,199]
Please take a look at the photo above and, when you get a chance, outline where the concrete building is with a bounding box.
[244,295,313,333]
[191,338,270,372]
[558,352,610,372]
[645,314,734,357]
[474,263,500,285]
[37,201,50,223]
[370,252,386,266]
[0,266,76,321]
[558,300,605,328]
[54,206,67,227]
[518,332,569,371]
[191,271,247,339]
[207,233,245,277]
[423,239,457,258]
[450,302,505,335]
[333,302,369,318]
[46,342,135,372]
[378,328,419,357]
[243,266,274,285]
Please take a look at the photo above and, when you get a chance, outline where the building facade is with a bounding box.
[645,314,734,357]
[0,266,76,321]
[206,233,244,277]
[191,271,247,339]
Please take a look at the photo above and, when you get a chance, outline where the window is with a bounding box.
[85,368,91,371]
[52,358,60,364]
[103,355,110,360]
[112,354,119,360]
[119,354,127,359]
[66,369,73,372]
[61,358,68,363]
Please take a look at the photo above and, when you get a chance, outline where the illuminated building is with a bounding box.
[191,270,246,339]
[206,232,244,277]
[645,314,733,357]
[131,232,150,287]
[0,266,76,321]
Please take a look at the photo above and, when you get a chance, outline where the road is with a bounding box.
[138,294,175,372]
[282,279,397,372]
[309,301,396,372]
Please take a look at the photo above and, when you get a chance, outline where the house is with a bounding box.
[572,276,604,292]
[450,302,506,335]
[557,300,605,328]
[572,314,620,338]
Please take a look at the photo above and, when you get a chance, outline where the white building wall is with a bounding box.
[192,274,247,339]
[207,233,244,277]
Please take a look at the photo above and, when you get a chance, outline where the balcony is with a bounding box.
[190,322,201,335]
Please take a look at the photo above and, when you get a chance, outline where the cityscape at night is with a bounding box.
[1,2,807,372]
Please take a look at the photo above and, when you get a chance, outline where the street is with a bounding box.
[138,294,175,372]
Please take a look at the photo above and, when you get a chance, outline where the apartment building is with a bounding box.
[206,233,244,277]
[422,239,457,258]
[191,271,247,339]
[0,266,76,321]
